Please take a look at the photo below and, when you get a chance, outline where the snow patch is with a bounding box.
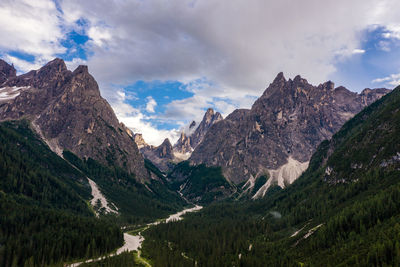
[87,178,118,216]
[0,86,29,101]
[252,157,309,199]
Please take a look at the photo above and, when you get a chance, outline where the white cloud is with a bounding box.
[372,73,400,87]
[58,0,400,99]
[352,49,366,54]
[4,0,400,143]
[3,55,42,74]
[0,0,65,61]
[106,88,179,146]
[65,58,87,72]
[145,96,157,113]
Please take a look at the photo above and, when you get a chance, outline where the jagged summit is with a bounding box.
[0,58,148,181]
[0,59,16,84]
[173,107,223,156]
[190,74,391,192]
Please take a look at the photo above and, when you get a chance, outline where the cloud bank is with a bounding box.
[2,0,400,145]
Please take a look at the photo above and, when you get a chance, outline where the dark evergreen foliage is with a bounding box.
[0,121,123,266]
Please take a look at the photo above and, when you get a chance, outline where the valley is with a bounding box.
[0,56,398,267]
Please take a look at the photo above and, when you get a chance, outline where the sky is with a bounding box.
[1,0,400,145]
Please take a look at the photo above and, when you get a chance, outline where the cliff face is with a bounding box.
[0,58,148,181]
[0,59,16,84]
[190,73,390,190]
[173,108,223,156]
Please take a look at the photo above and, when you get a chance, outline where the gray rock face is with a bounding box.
[136,137,174,172]
[173,108,223,155]
[0,59,16,84]
[0,58,148,181]
[190,108,223,149]
[174,131,193,155]
[134,133,148,149]
[190,73,390,185]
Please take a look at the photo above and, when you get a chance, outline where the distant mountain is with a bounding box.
[0,59,16,84]
[0,58,148,181]
[190,73,390,195]
[133,108,223,172]
[174,108,223,157]
[137,137,175,172]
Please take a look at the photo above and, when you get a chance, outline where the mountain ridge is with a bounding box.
[190,72,390,192]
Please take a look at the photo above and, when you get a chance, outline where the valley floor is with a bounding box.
[68,205,202,267]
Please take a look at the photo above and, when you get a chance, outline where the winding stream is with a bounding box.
[68,205,202,266]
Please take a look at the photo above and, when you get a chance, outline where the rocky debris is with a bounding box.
[0,58,148,181]
[190,73,390,189]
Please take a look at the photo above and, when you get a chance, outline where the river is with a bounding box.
[68,205,202,266]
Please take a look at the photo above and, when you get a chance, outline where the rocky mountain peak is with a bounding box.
[134,133,148,149]
[43,58,67,72]
[189,120,196,129]
[272,72,286,84]
[0,58,148,181]
[174,131,192,155]
[319,80,335,91]
[190,108,223,149]
[0,59,16,84]
[73,65,89,75]
[190,74,391,191]
[156,138,174,159]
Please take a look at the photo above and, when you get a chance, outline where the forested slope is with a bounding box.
[0,120,186,266]
[0,120,123,266]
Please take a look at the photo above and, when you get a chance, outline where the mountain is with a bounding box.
[174,108,223,157]
[141,84,400,267]
[0,59,16,84]
[139,137,175,171]
[0,58,148,181]
[133,108,223,171]
[190,73,390,194]
[173,131,193,157]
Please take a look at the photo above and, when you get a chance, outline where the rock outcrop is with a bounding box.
[190,73,390,194]
[173,108,223,156]
[136,137,175,172]
[0,58,148,181]
[0,59,16,84]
